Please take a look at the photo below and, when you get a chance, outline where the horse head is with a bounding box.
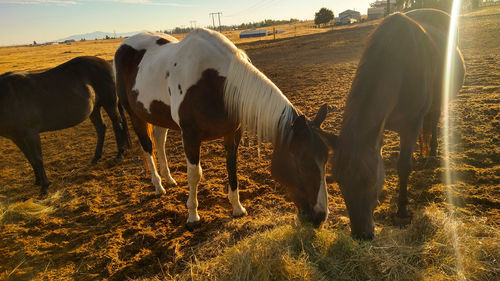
[271,104,335,228]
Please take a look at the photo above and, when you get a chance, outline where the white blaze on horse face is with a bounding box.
[144,151,165,195]
[186,161,202,223]
[313,161,329,219]
[228,187,247,217]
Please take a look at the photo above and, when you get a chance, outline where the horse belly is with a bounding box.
[39,85,95,132]
[129,94,180,130]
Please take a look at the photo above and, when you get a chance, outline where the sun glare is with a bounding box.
[442,0,464,279]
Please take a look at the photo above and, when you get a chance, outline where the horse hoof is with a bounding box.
[394,211,412,227]
[166,178,178,187]
[155,188,166,196]
[186,220,202,231]
[38,190,48,199]
[233,207,248,217]
[114,153,124,163]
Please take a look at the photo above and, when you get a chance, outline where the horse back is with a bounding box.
[343,13,439,136]
[406,9,466,102]
[114,33,181,129]
[0,57,114,134]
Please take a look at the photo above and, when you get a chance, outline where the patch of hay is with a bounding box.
[0,199,54,224]
[170,204,499,281]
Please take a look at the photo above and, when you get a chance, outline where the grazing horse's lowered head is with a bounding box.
[271,104,333,227]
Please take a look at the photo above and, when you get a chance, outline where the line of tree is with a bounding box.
[314,8,334,27]
[163,18,300,35]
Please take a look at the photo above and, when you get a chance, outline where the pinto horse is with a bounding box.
[114,29,332,230]
[330,10,465,239]
[0,56,129,195]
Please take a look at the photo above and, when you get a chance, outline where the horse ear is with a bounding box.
[292,115,309,139]
[312,104,328,128]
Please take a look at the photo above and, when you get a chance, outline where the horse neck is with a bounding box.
[338,84,387,153]
[223,57,299,146]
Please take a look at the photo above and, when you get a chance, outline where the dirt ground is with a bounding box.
[0,7,498,280]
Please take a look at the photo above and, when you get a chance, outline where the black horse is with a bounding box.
[0,56,129,195]
[328,10,465,239]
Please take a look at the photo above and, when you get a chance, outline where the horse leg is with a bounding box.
[117,102,131,148]
[15,131,49,195]
[12,134,41,186]
[396,127,419,222]
[182,128,202,231]
[89,107,106,164]
[224,129,247,217]
[102,103,126,161]
[129,115,165,195]
[429,119,439,157]
[153,126,177,186]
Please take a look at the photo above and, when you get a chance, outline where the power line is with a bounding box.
[209,12,223,31]
[225,0,282,18]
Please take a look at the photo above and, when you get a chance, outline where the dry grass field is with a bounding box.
[0,20,374,74]
[0,6,499,280]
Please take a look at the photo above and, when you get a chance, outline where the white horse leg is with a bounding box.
[186,161,202,229]
[153,126,177,186]
[144,150,166,195]
[224,130,247,217]
[228,187,247,217]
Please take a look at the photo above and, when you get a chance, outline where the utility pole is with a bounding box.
[209,12,222,32]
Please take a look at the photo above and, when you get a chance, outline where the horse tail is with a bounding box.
[117,101,132,148]
[141,123,157,173]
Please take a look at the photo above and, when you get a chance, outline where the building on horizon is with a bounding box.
[336,9,361,25]
[368,0,396,20]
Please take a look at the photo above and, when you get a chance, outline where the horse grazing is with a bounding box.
[330,10,465,239]
[114,29,332,230]
[0,56,129,196]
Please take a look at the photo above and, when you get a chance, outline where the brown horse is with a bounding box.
[114,29,332,230]
[0,56,129,195]
[329,10,465,239]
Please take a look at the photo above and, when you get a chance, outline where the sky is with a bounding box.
[0,0,372,46]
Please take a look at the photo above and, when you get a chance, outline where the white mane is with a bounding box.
[223,55,297,144]
[184,28,249,61]
[185,29,296,144]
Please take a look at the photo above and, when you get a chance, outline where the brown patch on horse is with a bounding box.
[131,90,180,130]
[178,68,238,141]
[114,44,180,130]
[156,38,169,45]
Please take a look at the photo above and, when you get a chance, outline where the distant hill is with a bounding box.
[56,30,146,42]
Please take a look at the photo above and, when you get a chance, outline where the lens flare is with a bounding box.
[442,0,464,279]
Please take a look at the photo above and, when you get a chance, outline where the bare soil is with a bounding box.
[0,7,498,280]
